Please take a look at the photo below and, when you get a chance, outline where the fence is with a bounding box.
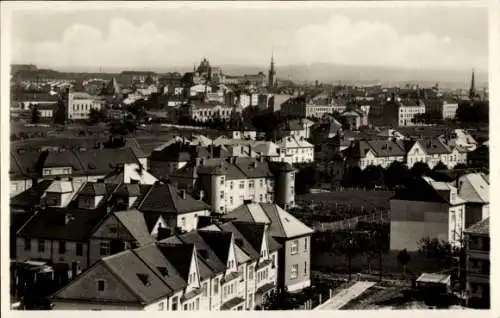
[312,210,390,232]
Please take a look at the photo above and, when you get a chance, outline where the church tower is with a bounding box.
[268,53,276,88]
[469,69,476,99]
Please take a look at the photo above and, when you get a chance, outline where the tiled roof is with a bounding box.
[102,250,172,303]
[138,183,210,214]
[114,210,156,246]
[417,139,451,155]
[156,243,195,281]
[457,173,489,203]
[354,140,406,158]
[17,208,108,241]
[79,182,108,196]
[10,180,52,208]
[465,217,489,235]
[174,231,226,273]
[198,230,233,265]
[225,203,314,239]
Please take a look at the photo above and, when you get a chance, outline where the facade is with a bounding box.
[464,218,490,308]
[50,219,282,311]
[224,203,314,292]
[279,119,314,140]
[67,92,105,120]
[280,96,336,119]
[274,136,315,164]
[456,173,489,227]
[345,140,406,170]
[194,157,296,213]
[406,139,455,169]
[188,103,235,123]
[390,176,466,252]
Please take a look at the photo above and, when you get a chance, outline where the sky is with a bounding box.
[9,3,489,72]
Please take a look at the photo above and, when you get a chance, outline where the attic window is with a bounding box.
[157,267,168,276]
[137,273,151,286]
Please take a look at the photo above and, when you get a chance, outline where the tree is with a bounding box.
[262,288,293,310]
[361,165,385,189]
[31,105,41,124]
[433,161,448,171]
[453,163,467,170]
[410,161,431,177]
[384,161,410,189]
[341,166,363,188]
[53,99,67,125]
[88,108,107,125]
[456,100,489,124]
[397,249,411,274]
[295,164,317,194]
[418,237,457,269]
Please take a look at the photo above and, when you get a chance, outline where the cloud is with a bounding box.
[290,15,486,70]
[12,18,185,68]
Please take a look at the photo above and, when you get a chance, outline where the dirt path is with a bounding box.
[314,281,376,310]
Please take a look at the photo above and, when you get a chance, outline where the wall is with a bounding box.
[176,210,210,233]
[10,179,33,198]
[282,235,311,292]
[390,199,451,251]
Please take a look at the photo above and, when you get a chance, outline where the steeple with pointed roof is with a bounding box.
[469,69,476,99]
[268,52,276,88]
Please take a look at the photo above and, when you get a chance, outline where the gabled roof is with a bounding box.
[113,210,156,246]
[198,230,233,265]
[465,217,489,235]
[17,208,108,241]
[79,182,108,196]
[102,250,172,304]
[225,203,314,239]
[173,231,226,273]
[417,139,451,155]
[457,173,489,203]
[137,183,210,214]
[10,180,52,208]
[354,140,406,158]
[156,243,195,281]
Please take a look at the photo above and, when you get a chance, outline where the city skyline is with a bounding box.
[9,4,488,73]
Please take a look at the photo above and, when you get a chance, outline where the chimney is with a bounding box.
[199,190,205,201]
[179,189,186,199]
[157,227,172,241]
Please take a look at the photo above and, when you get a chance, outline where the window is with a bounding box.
[248,265,254,279]
[220,177,225,185]
[172,296,178,310]
[220,190,224,199]
[183,304,188,311]
[202,282,208,296]
[181,217,186,227]
[260,179,264,187]
[239,181,245,189]
[97,280,105,292]
[195,298,199,310]
[230,181,234,190]
[213,278,219,294]
[248,293,253,309]
[158,302,164,310]
[259,194,264,202]
[304,261,308,275]
[230,196,233,204]
[304,237,308,251]
[271,254,276,269]
[100,241,110,256]
[24,237,31,251]
[59,241,66,254]
[249,180,255,189]
[239,195,244,202]
[290,240,298,255]
[38,239,45,253]
[290,264,298,279]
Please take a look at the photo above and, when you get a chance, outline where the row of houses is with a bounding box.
[12,174,314,310]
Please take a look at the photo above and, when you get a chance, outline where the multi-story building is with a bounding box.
[464,218,490,308]
[171,157,295,213]
[390,176,466,251]
[280,96,336,119]
[345,140,406,170]
[371,98,426,127]
[49,218,283,310]
[278,119,314,140]
[274,136,314,164]
[14,179,211,275]
[188,103,235,123]
[405,139,455,169]
[67,92,105,120]
[225,203,314,292]
[456,173,489,227]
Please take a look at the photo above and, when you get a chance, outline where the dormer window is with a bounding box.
[97,279,106,292]
[137,273,151,286]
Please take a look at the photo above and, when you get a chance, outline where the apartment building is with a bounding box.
[406,139,455,169]
[274,136,315,164]
[188,103,235,123]
[464,218,490,308]
[14,179,211,274]
[67,92,105,120]
[278,119,315,140]
[345,140,406,170]
[224,203,314,292]
[193,157,296,213]
[390,176,466,251]
[456,173,489,227]
[50,219,282,310]
[371,98,425,127]
[280,96,336,119]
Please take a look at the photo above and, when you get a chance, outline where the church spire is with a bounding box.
[268,50,276,88]
[469,69,476,99]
